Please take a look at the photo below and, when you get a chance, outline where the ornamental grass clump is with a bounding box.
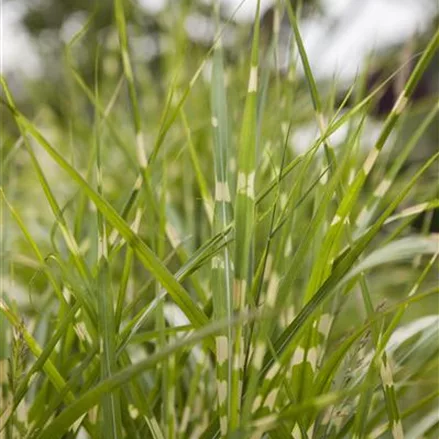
[1,1,438,439]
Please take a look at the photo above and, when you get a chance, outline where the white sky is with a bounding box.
[1,0,437,81]
[301,0,436,81]
[1,1,43,77]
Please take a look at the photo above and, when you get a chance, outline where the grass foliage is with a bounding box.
[1,1,438,438]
